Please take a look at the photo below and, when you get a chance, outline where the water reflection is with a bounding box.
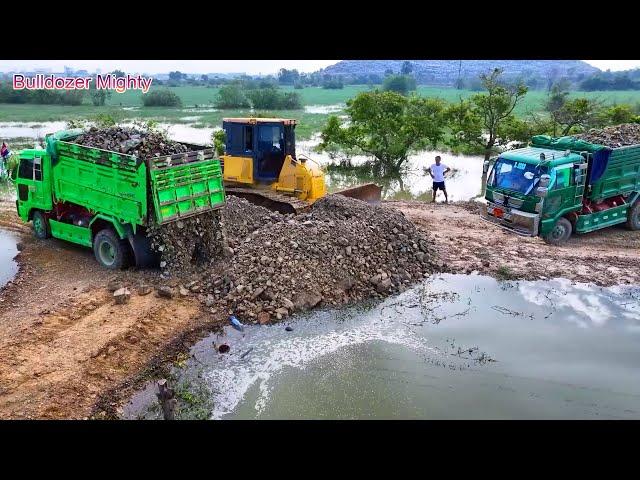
[123,274,640,420]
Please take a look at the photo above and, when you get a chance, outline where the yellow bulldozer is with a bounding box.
[220,117,381,213]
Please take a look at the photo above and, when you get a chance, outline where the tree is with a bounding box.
[111,70,126,78]
[382,75,416,95]
[545,82,570,136]
[470,68,528,161]
[212,129,226,156]
[201,74,209,83]
[141,89,182,107]
[401,61,414,75]
[318,91,447,176]
[554,98,601,135]
[599,104,636,125]
[89,82,112,106]
[278,68,300,85]
[168,71,185,82]
[215,84,249,108]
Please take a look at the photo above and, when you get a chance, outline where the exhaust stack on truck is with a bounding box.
[13,129,226,268]
[482,132,640,245]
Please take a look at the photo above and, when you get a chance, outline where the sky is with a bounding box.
[0,60,639,74]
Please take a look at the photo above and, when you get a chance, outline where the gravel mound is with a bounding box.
[574,123,640,148]
[192,194,441,323]
[148,211,224,276]
[74,126,189,157]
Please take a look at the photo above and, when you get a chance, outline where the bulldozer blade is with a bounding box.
[334,183,382,203]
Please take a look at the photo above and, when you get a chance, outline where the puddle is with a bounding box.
[304,104,344,114]
[0,122,68,139]
[123,274,640,420]
[0,229,19,288]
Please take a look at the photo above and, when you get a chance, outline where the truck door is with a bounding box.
[16,154,51,219]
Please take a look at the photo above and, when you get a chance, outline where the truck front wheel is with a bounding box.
[32,211,51,239]
[93,229,128,269]
[543,217,572,245]
[626,201,640,231]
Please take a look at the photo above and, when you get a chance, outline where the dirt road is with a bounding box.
[390,200,640,286]
[0,197,638,419]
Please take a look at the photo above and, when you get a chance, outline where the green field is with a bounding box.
[3,85,640,141]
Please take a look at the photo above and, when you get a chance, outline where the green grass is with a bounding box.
[4,85,640,142]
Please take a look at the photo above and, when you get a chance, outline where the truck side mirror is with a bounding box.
[539,174,551,188]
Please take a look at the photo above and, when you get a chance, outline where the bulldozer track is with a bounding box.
[225,187,311,215]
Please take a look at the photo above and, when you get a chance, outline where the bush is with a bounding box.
[382,75,416,95]
[141,89,182,107]
[215,84,249,109]
[322,78,344,89]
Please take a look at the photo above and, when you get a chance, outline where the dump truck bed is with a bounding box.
[589,144,640,201]
[52,138,225,226]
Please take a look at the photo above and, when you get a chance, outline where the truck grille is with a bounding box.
[492,191,523,209]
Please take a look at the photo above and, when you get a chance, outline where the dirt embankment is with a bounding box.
[0,195,639,419]
[390,200,640,286]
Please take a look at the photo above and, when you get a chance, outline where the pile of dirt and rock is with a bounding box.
[574,123,640,148]
[74,126,189,157]
[148,211,225,276]
[185,194,441,324]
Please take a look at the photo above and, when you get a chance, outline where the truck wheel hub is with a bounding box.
[99,241,116,265]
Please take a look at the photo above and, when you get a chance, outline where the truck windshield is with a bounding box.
[491,158,543,195]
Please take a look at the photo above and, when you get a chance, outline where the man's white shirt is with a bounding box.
[430,163,448,182]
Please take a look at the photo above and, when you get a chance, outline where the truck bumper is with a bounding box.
[481,201,540,237]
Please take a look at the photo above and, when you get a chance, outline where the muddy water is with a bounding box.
[123,274,640,420]
[0,230,19,288]
[0,122,68,139]
[296,138,484,201]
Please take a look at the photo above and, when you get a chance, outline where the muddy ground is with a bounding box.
[0,197,639,419]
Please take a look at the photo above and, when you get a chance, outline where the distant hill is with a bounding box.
[316,60,601,87]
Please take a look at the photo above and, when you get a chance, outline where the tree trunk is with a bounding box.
[480,146,492,197]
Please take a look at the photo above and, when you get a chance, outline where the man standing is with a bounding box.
[0,142,9,178]
[426,155,451,203]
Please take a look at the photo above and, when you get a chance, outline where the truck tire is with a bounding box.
[626,201,640,231]
[93,229,128,270]
[543,217,572,246]
[32,210,51,239]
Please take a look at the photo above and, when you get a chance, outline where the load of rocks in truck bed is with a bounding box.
[74,125,189,157]
[186,194,441,324]
[574,123,640,148]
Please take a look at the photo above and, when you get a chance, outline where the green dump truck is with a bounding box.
[482,135,640,245]
[12,129,225,268]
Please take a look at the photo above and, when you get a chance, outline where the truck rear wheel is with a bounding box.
[626,201,640,231]
[32,211,51,239]
[93,229,128,270]
[543,217,572,246]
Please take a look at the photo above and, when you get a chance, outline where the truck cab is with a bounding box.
[14,148,53,230]
[484,146,590,243]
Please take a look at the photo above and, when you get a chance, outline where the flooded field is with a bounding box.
[123,274,640,420]
[0,229,18,288]
[1,120,484,201]
[296,138,485,201]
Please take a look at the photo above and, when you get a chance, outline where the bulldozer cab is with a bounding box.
[223,118,296,183]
